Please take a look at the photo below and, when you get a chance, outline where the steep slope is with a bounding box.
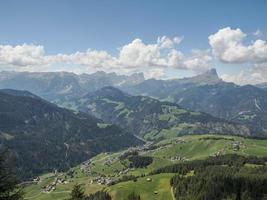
[0,90,141,180]
[0,71,145,101]
[69,87,251,140]
[174,83,267,136]
[122,69,267,137]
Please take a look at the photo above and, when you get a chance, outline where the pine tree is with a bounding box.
[0,151,23,200]
[127,191,141,200]
[69,184,85,200]
[84,191,111,200]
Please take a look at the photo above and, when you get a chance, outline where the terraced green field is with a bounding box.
[23,134,267,200]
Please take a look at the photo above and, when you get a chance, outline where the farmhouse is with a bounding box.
[43,177,68,193]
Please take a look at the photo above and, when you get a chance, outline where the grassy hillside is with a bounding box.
[122,69,267,138]
[67,86,251,140]
[24,177,104,200]
[23,134,267,200]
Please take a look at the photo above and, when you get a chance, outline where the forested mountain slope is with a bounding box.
[0,89,141,180]
[68,86,251,140]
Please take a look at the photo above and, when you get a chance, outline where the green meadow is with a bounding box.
[24,134,267,200]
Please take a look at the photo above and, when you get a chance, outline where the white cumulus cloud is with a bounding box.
[209,27,267,63]
[0,44,46,66]
[51,50,118,70]
[221,63,267,85]
[0,36,211,77]
[211,27,267,85]
[184,50,212,73]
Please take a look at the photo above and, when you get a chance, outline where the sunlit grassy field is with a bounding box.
[107,173,174,200]
[23,134,267,200]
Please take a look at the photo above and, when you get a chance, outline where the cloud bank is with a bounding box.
[209,27,267,63]
[210,27,267,85]
[0,36,211,77]
[0,27,266,85]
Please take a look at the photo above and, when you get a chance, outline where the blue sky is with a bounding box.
[0,0,267,84]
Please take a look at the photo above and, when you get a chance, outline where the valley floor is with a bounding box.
[23,134,267,200]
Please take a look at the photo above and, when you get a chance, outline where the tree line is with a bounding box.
[151,154,267,175]
[68,184,141,200]
[0,151,23,200]
[149,154,267,200]
[171,165,267,200]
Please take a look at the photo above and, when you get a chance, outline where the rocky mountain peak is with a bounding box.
[205,68,218,78]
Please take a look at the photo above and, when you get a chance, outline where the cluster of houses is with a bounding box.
[104,157,116,166]
[126,141,154,153]
[173,138,186,144]
[212,150,224,157]
[170,156,187,162]
[33,176,41,183]
[80,160,92,175]
[90,176,114,185]
[232,142,240,151]
[140,139,186,155]
[210,141,241,157]
[118,168,130,175]
[43,177,69,193]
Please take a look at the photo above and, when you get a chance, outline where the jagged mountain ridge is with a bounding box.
[0,71,145,101]
[120,68,222,100]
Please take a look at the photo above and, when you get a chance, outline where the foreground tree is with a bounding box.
[84,191,111,200]
[127,191,141,200]
[69,184,85,200]
[0,151,23,200]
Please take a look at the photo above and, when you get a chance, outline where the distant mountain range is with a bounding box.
[0,71,145,101]
[0,89,141,180]
[256,83,267,92]
[65,86,251,140]
[173,83,267,135]
[1,68,267,181]
[1,69,267,137]
[121,68,222,101]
